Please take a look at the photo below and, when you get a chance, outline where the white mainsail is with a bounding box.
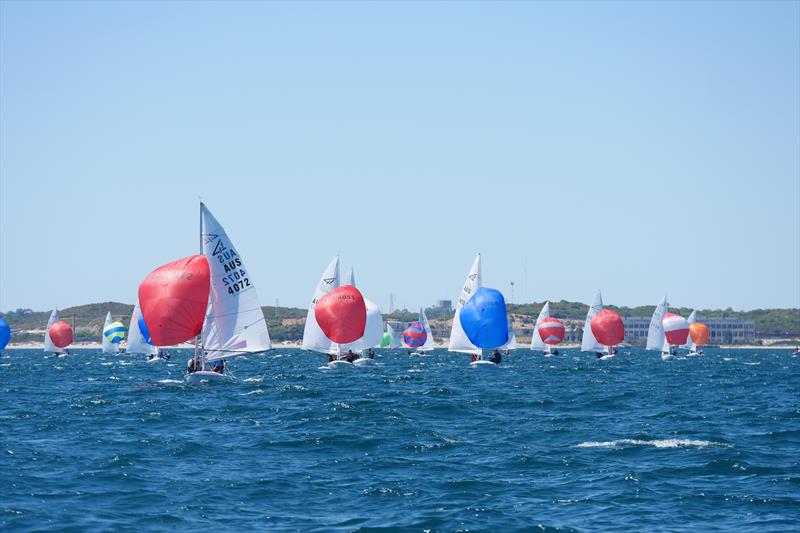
[530,301,550,350]
[682,310,697,351]
[302,256,341,354]
[646,295,669,351]
[200,203,271,362]
[419,307,436,351]
[102,312,114,354]
[580,290,605,352]
[448,254,482,355]
[126,304,157,355]
[43,308,63,354]
[343,267,355,287]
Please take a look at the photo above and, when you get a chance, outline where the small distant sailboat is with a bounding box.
[685,312,709,356]
[101,312,126,354]
[126,304,160,360]
[402,308,435,355]
[302,256,369,368]
[380,323,400,349]
[646,296,690,360]
[580,291,624,360]
[448,254,510,366]
[530,301,565,356]
[44,308,72,357]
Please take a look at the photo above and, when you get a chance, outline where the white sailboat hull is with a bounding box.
[470,359,498,367]
[327,359,354,369]
[352,357,375,366]
[185,371,236,384]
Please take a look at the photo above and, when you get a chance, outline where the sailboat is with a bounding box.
[302,256,369,368]
[101,312,126,354]
[138,203,272,383]
[380,323,400,349]
[530,301,564,356]
[44,308,72,357]
[646,296,690,360]
[686,313,710,355]
[448,254,510,366]
[403,308,436,355]
[126,304,160,360]
[646,295,672,359]
[580,290,624,360]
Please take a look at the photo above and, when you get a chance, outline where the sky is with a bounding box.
[1,0,798,313]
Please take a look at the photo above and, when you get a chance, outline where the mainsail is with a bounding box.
[646,295,668,351]
[448,254,482,355]
[126,304,157,355]
[102,312,115,354]
[530,301,550,350]
[302,256,341,354]
[43,309,63,354]
[418,307,435,351]
[580,290,605,352]
[200,203,271,362]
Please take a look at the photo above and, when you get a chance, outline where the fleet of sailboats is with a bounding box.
[31,215,726,375]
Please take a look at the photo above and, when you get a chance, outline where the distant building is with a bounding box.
[621,316,756,343]
[435,300,452,312]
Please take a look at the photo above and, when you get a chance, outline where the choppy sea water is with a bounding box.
[1,348,798,532]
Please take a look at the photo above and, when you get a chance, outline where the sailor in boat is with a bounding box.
[552,348,559,355]
[187,355,201,374]
[160,350,171,360]
[345,350,357,363]
[489,349,502,364]
[212,359,227,374]
[366,348,375,359]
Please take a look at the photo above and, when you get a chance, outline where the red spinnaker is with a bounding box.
[314,285,367,344]
[48,321,73,348]
[538,317,565,345]
[138,255,211,346]
[590,309,624,347]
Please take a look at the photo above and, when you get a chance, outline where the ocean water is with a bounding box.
[1,348,798,532]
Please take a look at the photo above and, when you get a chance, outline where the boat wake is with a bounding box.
[576,438,729,449]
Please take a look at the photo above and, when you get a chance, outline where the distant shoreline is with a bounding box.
[4,343,796,351]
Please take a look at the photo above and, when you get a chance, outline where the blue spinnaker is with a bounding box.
[0,319,10,350]
[459,287,509,349]
[138,314,154,345]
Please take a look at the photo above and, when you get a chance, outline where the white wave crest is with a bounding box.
[577,438,729,449]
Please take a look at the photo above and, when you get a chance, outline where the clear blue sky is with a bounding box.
[1,0,798,313]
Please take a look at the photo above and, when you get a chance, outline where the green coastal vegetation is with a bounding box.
[1,301,797,344]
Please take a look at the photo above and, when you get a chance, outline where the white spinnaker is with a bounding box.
[448,254,482,354]
[302,256,341,354]
[101,312,114,354]
[385,323,400,348]
[581,291,605,352]
[682,310,697,350]
[126,304,157,355]
[530,301,550,350]
[419,308,436,350]
[340,296,383,353]
[646,296,669,351]
[200,203,271,362]
[43,309,63,353]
